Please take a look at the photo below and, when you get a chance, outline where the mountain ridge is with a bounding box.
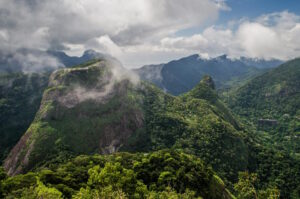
[134,54,282,95]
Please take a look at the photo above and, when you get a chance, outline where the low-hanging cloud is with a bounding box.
[55,60,140,108]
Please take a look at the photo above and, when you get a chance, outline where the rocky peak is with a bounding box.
[200,75,215,90]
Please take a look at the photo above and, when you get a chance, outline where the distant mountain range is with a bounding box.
[134,54,283,95]
[0,49,283,96]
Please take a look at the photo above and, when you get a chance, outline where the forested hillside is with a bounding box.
[0,150,235,199]
[228,58,300,156]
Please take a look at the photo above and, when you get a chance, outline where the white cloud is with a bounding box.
[0,0,224,70]
[157,11,300,61]
[214,0,231,11]
[0,0,221,49]
[1,1,299,69]
[236,22,282,58]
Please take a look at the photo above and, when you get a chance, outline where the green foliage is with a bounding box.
[234,172,280,199]
[86,162,147,198]
[0,167,6,181]
[1,150,234,199]
[245,140,300,199]
[0,167,7,197]
[228,58,300,155]
[234,172,258,199]
[73,187,128,199]
[133,81,247,183]
[146,187,201,199]
[223,58,300,198]
[18,178,63,199]
[0,72,49,162]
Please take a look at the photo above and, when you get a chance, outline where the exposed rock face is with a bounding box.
[4,60,144,175]
[3,131,33,175]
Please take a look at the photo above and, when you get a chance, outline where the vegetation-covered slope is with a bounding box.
[0,73,49,163]
[0,51,120,163]
[0,150,235,199]
[4,60,248,186]
[131,76,247,182]
[2,59,300,198]
[228,58,300,155]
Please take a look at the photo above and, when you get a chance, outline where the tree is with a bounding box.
[86,162,147,198]
[234,172,258,199]
[234,172,280,199]
[0,167,7,198]
[20,178,63,199]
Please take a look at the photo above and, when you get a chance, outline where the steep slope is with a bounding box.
[4,59,143,175]
[4,60,248,185]
[134,54,282,95]
[0,73,49,162]
[229,58,300,154]
[126,78,247,182]
[0,50,119,163]
[1,150,235,199]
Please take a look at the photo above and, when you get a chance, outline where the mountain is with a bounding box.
[228,58,300,154]
[239,57,283,69]
[0,50,114,162]
[0,72,49,162]
[3,59,248,184]
[134,54,282,95]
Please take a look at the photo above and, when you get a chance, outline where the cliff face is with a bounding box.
[4,60,144,175]
[4,60,248,181]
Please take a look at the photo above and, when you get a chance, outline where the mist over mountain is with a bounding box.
[0,49,110,73]
[134,54,283,95]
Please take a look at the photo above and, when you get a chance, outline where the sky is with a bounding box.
[0,0,300,69]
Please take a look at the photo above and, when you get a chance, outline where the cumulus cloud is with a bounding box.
[1,0,299,69]
[0,0,222,70]
[159,11,300,61]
